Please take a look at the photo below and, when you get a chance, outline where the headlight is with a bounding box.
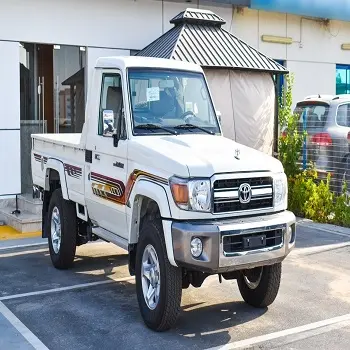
[273,172,288,210]
[170,177,211,212]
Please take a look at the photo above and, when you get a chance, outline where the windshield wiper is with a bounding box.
[134,123,178,135]
[174,123,214,135]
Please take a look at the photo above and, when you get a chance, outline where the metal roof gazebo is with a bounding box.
[137,8,288,155]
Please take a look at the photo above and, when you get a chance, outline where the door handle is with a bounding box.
[95,154,100,160]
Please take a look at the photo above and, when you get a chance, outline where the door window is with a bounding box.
[336,103,350,127]
[98,73,126,138]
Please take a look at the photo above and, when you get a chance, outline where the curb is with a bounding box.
[0,226,41,241]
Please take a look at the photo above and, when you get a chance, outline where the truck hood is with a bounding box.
[131,134,283,178]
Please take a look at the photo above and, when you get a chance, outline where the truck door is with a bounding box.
[85,71,128,239]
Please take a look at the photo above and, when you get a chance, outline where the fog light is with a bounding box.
[190,237,203,258]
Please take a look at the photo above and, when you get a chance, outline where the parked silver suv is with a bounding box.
[294,94,350,193]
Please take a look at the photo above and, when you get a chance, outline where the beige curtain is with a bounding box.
[204,68,275,155]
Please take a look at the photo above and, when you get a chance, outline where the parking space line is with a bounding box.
[0,242,48,251]
[207,313,350,350]
[291,242,350,257]
[297,224,350,238]
[0,276,135,301]
[0,301,48,350]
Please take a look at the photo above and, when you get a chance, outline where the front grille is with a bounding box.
[222,229,283,254]
[213,176,273,213]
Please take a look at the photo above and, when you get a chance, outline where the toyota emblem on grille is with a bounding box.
[238,183,252,204]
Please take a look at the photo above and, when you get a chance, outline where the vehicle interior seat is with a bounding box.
[106,86,125,136]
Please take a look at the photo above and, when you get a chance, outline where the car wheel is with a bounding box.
[48,188,77,269]
[135,218,182,331]
[237,263,282,308]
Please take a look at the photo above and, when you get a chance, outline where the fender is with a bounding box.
[129,179,177,267]
[45,158,69,200]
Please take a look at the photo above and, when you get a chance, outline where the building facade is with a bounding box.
[1,0,350,199]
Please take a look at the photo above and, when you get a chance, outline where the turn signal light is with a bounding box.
[170,183,189,204]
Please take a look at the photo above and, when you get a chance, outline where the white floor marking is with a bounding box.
[207,313,350,350]
[298,224,350,238]
[0,248,48,258]
[0,301,49,350]
[0,276,135,301]
[0,242,48,251]
[291,242,350,257]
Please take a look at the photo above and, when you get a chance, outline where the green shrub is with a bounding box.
[333,183,350,227]
[278,74,305,179]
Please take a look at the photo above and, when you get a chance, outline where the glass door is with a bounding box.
[53,45,86,134]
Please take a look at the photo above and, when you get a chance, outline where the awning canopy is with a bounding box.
[137,8,288,74]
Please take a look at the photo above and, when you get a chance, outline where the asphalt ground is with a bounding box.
[0,221,349,350]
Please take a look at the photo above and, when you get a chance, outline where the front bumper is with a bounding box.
[171,211,296,273]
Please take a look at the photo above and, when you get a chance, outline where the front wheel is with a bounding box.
[135,219,182,331]
[237,263,282,308]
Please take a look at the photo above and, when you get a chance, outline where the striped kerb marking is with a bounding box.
[91,170,168,205]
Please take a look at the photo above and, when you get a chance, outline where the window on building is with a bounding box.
[336,64,350,95]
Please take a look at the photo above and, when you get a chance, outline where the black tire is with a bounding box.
[47,188,77,269]
[338,157,350,195]
[135,218,182,331]
[237,263,281,308]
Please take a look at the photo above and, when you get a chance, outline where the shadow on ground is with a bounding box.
[0,244,129,297]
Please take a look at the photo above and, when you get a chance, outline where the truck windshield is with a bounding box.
[128,68,220,135]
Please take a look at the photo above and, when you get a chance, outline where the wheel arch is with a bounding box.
[42,160,69,238]
[44,159,69,200]
[128,180,176,273]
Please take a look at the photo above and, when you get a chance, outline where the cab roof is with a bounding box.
[95,56,203,73]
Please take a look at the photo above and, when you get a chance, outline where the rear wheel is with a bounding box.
[340,157,350,199]
[237,263,281,308]
[135,218,182,331]
[48,189,77,269]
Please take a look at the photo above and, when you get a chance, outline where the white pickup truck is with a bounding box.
[31,56,296,331]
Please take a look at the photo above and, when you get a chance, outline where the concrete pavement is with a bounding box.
[0,222,349,349]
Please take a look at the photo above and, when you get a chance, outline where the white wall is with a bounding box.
[287,61,336,104]
[0,0,162,50]
[0,41,21,196]
[230,9,350,105]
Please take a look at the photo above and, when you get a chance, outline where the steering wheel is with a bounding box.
[181,110,197,123]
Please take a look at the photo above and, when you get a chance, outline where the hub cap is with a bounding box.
[141,244,161,310]
[51,206,61,254]
[243,267,263,290]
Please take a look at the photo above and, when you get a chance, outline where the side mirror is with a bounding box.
[113,109,124,147]
[216,111,222,124]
